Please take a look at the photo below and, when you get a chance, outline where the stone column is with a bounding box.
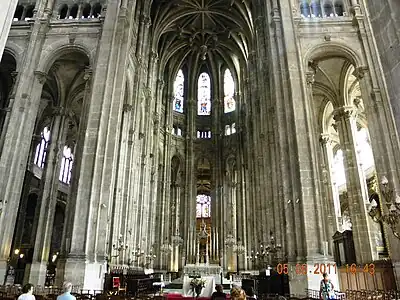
[320,135,340,249]
[0,71,46,283]
[320,134,341,233]
[0,71,18,154]
[333,107,374,263]
[29,109,69,285]
[56,68,92,287]
[354,67,400,284]
[0,0,18,60]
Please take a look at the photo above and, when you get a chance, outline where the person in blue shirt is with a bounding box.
[57,282,76,300]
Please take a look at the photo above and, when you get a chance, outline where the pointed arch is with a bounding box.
[197,72,211,115]
[224,69,236,113]
[173,69,184,113]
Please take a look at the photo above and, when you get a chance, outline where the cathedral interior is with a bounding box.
[0,0,400,298]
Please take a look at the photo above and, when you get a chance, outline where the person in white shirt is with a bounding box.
[57,282,76,300]
[17,284,35,300]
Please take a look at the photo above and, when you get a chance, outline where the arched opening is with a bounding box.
[197,72,211,116]
[313,55,388,264]
[334,0,344,16]
[13,5,24,21]
[300,1,311,17]
[92,3,102,17]
[82,3,91,18]
[69,4,78,19]
[25,5,35,19]
[323,1,334,17]
[59,4,68,19]
[310,0,322,17]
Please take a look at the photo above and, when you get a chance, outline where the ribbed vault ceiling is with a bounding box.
[151,0,254,66]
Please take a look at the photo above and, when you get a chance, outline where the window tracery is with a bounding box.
[173,69,184,113]
[224,69,235,113]
[299,0,345,18]
[196,194,211,218]
[225,123,236,136]
[197,72,211,115]
[197,130,211,139]
[34,127,51,168]
[59,146,73,184]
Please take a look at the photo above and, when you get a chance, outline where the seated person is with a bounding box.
[246,287,257,300]
[211,285,226,300]
[230,287,246,300]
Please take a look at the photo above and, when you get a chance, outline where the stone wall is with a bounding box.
[366,0,400,130]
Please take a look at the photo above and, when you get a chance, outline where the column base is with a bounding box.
[57,255,106,290]
[393,260,400,290]
[289,257,339,297]
[28,261,47,286]
[0,259,8,285]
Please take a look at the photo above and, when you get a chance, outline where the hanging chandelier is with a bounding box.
[368,176,400,239]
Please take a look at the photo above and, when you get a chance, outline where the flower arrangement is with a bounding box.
[190,278,206,297]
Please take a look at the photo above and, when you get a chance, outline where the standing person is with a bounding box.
[211,284,226,300]
[57,282,76,300]
[319,273,336,300]
[17,284,35,300]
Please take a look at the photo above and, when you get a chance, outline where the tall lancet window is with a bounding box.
[196,194,211,218]
[197,72,211,115]
[59,146,74,184]
[224,69,236,113]
[34,127,51,168]
[173,69,184,113]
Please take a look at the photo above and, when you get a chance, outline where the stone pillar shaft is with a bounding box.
[0,0,18,60]
[333,107,374,263]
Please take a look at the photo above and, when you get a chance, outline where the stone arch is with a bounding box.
[37,43,92,74]
[304,42,363,70]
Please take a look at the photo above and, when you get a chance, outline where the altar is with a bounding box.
[182,264,223,297]
[183,264,223,278]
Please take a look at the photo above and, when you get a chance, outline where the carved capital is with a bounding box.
[151,50,158,61]
[157,79,165,88]
[333,106,356,122]
[34,71,47,84]
[11,71,18,84]
[143,87,152,98]
[153,112,160,125]
[305,71,315,85]
[84,67,92,81]
[123,104,133,112]
[353,66,368,79]
[319,134,331,146]
[52,106,66,116]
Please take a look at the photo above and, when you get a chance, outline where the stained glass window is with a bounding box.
[224,69,235,113]
[59,146,73,184]
[34,127,51,168]
[196,194,211,218]
[197,72,211,115]
[173,69,184,113]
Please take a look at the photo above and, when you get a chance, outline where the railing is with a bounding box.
[306,289,400,300]
[305,289,345,299]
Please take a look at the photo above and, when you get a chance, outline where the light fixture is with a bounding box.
[112,235,128,257]
[224,233,236,247]
[368,176,400,239]
[14,249,20,255]
[160,238,172,253]
[233,239,246,255]
[172,229,183,246]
